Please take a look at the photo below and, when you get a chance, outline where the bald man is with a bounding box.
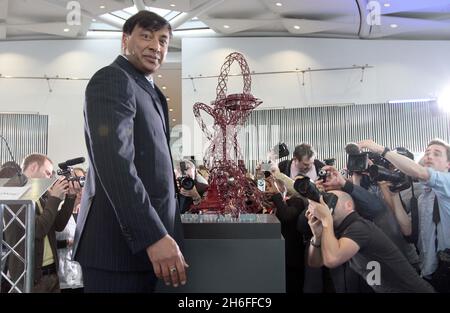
[306,190,434,293]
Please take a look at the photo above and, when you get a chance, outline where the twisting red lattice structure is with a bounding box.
[192,52,264,215]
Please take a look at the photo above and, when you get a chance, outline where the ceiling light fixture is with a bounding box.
[275,2,282,7]
[162,86,167,90]
[92,19,96,22]
[172,118,176,122]
[63,28,70,32]
[223,25,230,29]
[170,4,176,7]
[166,97,171,101]
[100,5,105,9]
[294,25,300,30]
[169,108,173,112]
[384,3,391,7]
[157,74,162,78]
[390,24,398,28]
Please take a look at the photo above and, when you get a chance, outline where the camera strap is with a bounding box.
[409,181,419,245]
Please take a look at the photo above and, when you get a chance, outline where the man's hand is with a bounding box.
[146,234,189,287]
[67,180,82,196]
[48,178,69,200]
[322,166,346,191]
[308,196,333,228]
[358,140,384,154]
[306,209,323,239]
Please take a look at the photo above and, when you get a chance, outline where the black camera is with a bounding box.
[370,147,414,192]
[318,168,328,182]
[177,161,195,190]
[276,142,290,159]
[368,164,411,192]
[293,175,338,213]
[57,157,85,187]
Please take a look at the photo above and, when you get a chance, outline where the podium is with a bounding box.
[0,178,56,293]
[156,214,285,293]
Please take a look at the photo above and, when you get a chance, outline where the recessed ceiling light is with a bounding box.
[384,3,391,7]
[192,16,199,20]
[166,97,171,101]
[172,118,176,122]
[162,86,167,90]
[63,28,70,32]
[157,74,162,78]
[293,25,300,30]
[275,2,282,7]
[223,25,230,29]
[390,23,398,28]
[169,108,173,112]
[99,5,105,9]
[170,4,176,7]
[92,19,96,22]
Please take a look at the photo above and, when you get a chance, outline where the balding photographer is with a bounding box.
[306,187,434,292]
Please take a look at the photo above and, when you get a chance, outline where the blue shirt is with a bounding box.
[418,167,450,277]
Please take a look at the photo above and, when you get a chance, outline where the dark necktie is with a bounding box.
[432,195,440,252]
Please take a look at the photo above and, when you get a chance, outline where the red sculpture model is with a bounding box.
[192,52,265,216]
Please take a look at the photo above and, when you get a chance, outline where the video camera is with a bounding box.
[293,175,338,213]
[177,161,195,190]
[345,143,413,192]
[57,157,85,187]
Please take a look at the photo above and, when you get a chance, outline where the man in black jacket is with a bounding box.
[266,178,308,293]
[278,143,325,180]
[73,11,187,292]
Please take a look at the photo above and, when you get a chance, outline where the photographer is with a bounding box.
[359,139,450,292]
[175,160,208,213]
[322,165,421,271]
[4,154,80,292]
[306,190,434,292]
[56,167,85,293]
[265,177,308,294]
[279,143,325,180]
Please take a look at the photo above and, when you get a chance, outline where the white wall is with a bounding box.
[181,37,450,159]
[0,39,180,166]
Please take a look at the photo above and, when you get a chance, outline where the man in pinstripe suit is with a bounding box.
[73,11,188,293]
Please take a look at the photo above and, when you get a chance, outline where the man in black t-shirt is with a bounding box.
[306,190,434,293]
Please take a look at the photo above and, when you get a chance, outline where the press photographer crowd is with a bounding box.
[1,137,449,293]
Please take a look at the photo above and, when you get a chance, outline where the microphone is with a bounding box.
[58,157,85,170]
[345,142,361,155]
[0,135,28,187]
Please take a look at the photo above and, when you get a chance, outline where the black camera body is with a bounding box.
[293,175,338,213]
[318,169,328,183]
[178,161,195,191]
[346,144,413,192]
[276,142,290,159]
[368,164,411,192]
[57,157,85,187]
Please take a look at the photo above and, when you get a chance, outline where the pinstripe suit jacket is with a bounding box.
[73,56,182,271]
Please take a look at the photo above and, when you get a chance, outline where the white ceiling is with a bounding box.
[2,0,450,41]
[2,0,450,127]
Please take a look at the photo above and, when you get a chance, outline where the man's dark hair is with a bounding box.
[293,143,315,161]
[427,138,450,162]
[123,11,172,38]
